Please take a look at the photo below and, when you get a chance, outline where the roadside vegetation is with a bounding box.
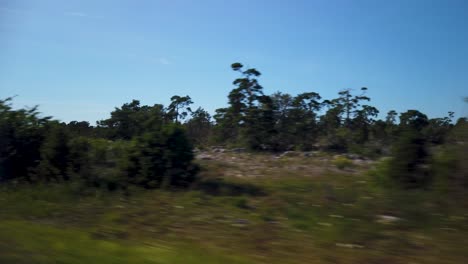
[0,63,467,263]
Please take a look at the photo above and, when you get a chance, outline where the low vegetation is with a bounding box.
[0,63,467,263]
[1,150,467,263]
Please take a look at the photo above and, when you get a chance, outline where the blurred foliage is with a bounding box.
[0,63,465,193]
[332,156,354,170]
[432,119,468,194]
[1,154,468,263]
[387,128,431,189]
[0,97,50,182]
[123,124,199,189]
[0,97,198,190]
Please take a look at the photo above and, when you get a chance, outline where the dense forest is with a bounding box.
[1,63,467,191]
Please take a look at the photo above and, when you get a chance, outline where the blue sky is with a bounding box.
[1,0,467,123]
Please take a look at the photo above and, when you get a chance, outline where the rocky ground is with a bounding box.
[195,147,375,178]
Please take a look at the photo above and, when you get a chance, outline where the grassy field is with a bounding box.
[1,152,467,263]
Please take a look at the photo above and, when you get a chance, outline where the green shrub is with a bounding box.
[387,129,431,189]
[123,124,199,189]
[36,124,70,182]
[368,157,394,188]
[234,197,250,209]
[332,156,353,170]
[432,120,468,192]
[0,98,48,182]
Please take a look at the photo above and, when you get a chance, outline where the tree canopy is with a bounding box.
[0,62,464,191]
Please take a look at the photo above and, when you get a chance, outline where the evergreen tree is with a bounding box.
[185,107,212,146]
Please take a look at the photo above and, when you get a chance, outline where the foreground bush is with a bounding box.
[123,124,199,189]
[432,119,468,193]
[387,129,431,189]
[1,98,199,190]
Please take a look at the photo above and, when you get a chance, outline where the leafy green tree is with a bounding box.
[271,92,293,118]
[289,92,322,149]
[336,87,370,127]
[230,63,263,109]
[387,110,432,188]
[380,110,399,144]
[399,110,429,131]
[66,121,94,137]
[98,100,166,140]
[350,105,379,143]
[0,98,50,182]
[167,95,193,123]
[423,112,454,144]
[320,100,342,131]
[432,117,467,193]
[244,95,277,150]
[90,139,128,189]
[185,107,213,146]
[271,92,295,150]
[386,110,398,125]
[98,100,143,139]
[68,138,130,190]
[213,107,238,144]
[388,128,431,188]
[37,123,71,182]
[293,92,322,113]
[214,62,265,148]
[124,124,198,188]
[318,100,345,150]
[370,119,389,146]
[317,88,377,151]
[67,136,93,183]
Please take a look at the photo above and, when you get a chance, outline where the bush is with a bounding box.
[123,124,199,189]
[432,120,468,192]
[234,197,250,209]
[387,129,431,189]
[0,99,196,191]
[67,137,128,190]
[36,124,70,182]
[65,124,200,190]
[368,157,394,188]
[0,98,49,182]
[332,156,353,170]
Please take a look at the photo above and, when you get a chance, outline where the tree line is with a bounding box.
[0,97,198,190]
[0,62,466,190]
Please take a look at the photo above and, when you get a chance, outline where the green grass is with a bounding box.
[0,153,468,263]
[0,220,250,264]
